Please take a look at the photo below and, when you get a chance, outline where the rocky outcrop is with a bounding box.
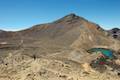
[108,28,120,40]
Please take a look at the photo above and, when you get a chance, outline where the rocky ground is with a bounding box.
[0,51,120,80]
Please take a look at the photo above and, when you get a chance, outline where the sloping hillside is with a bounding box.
[0,14,120,57]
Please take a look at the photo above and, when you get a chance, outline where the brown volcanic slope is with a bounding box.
[0,14,120,80]
[0,13,120,57]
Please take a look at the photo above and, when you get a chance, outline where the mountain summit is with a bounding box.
[0,13,119,56]
[61,13,80,20]
[58,13,81,21]
[54,13,88,24]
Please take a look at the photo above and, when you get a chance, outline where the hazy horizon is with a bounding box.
[0,0,120,31]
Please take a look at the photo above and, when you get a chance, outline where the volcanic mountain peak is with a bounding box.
[54,13,87,24]
[63,13,80,19]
